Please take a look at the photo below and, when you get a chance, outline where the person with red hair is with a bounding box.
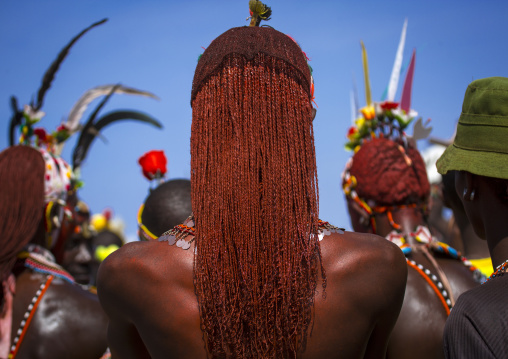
[343,93,482,359]
[98,7,407,358]
[0,145,109,359]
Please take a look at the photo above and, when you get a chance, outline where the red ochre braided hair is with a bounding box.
[191,26,323,358]
[344,137,430,231]
[0,146,45,309]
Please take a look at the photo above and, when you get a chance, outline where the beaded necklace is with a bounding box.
[158,215,196,250]
[385,225,486,283]
[385,225,487,314]
[485,259,508,283]
[158,215,344,250]
[8,275,54,359]
[17,245,75,283]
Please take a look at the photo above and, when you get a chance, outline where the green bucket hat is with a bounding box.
[436,77,508,180]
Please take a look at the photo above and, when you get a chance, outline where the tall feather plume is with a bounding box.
[360,41,372,106]
[32,18,108,112]
[400,49,416,112]
[8,96,23,146]
[71,85,162,170]
[350,90,356,125]
[351,73,360,125]
[65,84,159,133]
[387,18,408,102]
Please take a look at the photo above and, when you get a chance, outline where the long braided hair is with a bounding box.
[191,26,323,358]
[0,146,45,309]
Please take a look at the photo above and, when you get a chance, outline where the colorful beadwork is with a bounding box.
[317,219,345,240]
[9,275,54,359]
[158,215,344,249]
[158,214,195,250]
[406,260,452,315]
[17,246,75,283]
[485,259,508,283]
[385,225,486,283]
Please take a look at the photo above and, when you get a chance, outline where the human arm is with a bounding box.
[97,246,151,359]
[362,238,408,359]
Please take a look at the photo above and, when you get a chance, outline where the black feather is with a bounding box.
[79,84,120,141]
[34,18,108,111]
[72,110,162,169]
[9,96,23,146]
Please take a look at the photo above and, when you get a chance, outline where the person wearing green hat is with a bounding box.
[437,76,508,358]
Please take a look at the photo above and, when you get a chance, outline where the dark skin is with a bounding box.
[347,200,480,359]
[89,231,124,286]
[456,171,508,269]
[427,184,465,252]
[98,230,407,359]
[10,215,109,359]
[61,232,94,285]
[442,171,490,261]
[11,271,108,359]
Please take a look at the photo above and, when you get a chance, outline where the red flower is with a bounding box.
[34,127,47,142]
[56,124,69,132]
[380,101,399,110]
[138,150,167,180]
[347,126,358,140]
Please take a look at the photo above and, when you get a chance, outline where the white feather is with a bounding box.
[387,19,408,102]
[65,84,159,133]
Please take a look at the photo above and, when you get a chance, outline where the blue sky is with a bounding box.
[1,1,507,241]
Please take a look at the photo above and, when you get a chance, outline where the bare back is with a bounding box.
[97,229,406,359]
[12,270,109,359]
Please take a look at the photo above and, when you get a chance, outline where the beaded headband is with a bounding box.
[137,204,158,241]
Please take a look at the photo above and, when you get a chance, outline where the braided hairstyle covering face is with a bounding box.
[0,146,45,296]
[346,137,430,208]
[191,26,322,358]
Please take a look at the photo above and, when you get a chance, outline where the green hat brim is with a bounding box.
[436,143,508,180]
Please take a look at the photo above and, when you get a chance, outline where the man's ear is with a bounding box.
[463,172,476,201]
[311,108,317,122]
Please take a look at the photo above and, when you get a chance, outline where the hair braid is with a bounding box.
[0,146,45,309]
[191,53,322,358]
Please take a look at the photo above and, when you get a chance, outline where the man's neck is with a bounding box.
[375,206,427,245]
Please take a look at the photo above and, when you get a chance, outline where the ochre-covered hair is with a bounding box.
[0,146,45,282]
[191,26,322,358]
[347,138,430,206]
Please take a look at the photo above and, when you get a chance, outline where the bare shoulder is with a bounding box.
[321,230,407,271]
[97,241,194,313]
[320,230,407,307]
[99,240,193,278]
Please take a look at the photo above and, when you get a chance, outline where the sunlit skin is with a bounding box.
[98,25,408,359]
[348,201,480,359]
[10,212,109,359]
[98,229,407,359]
